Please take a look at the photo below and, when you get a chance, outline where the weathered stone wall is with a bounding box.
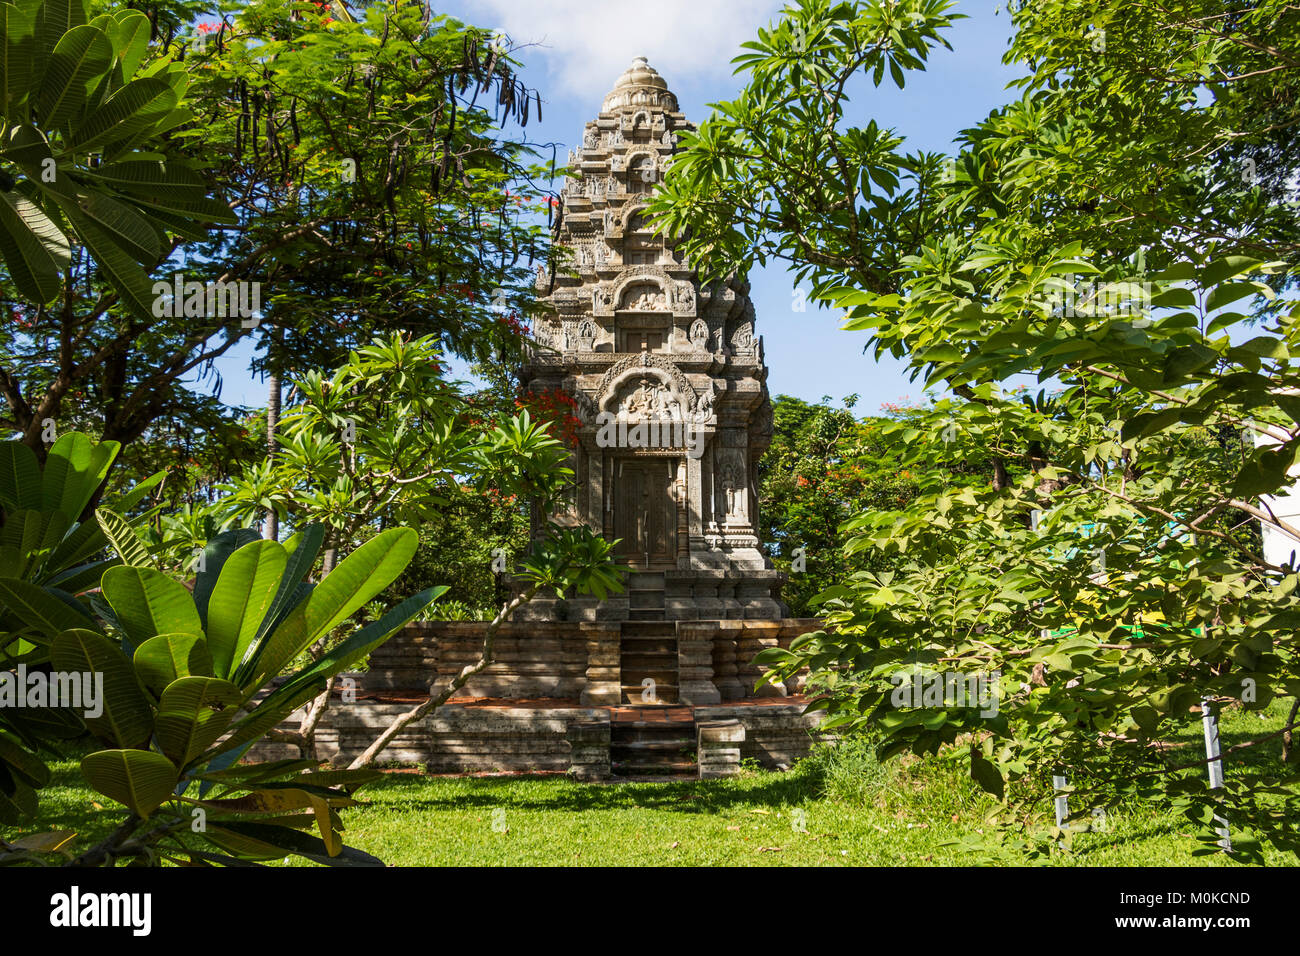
[697,703,826,768]
[364,621,610,699]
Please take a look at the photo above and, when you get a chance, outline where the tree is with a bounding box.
[0,0,236,454]
[758,393,993,615]
[203,332,624,761]
[654,0,1300,859]
[3,0,556,495]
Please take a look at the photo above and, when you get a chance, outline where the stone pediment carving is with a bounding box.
[596,353,696,412]
[621,283,668,311]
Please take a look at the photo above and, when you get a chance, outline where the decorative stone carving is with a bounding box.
[596,352,696,412]
[616,377,685,421]
[732,321,753,350]
[688,318,709,350]
[718,453,748,522]
[692,387,715,424]
[621,284,667,311]
[673,283,696,312]
[523,57,777,595]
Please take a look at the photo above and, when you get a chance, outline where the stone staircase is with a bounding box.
[619,571,678,705]
[610,718,697,779]
[626,570,666,621]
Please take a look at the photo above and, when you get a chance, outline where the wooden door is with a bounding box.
[612,459,676,567]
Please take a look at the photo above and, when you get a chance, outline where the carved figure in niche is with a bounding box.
[692,388,714,423]
[718,459,747,521]
[584,127,598,149]
[610,155,624,172]
[628,289,666,311]
[662,130,674,147]
[620,378,682,421]
[594,243,608,266]
[733,322,753,349]
[689,318,709,350]
[674,284,696,311]
[593,287,612,311]
[610,128,624,146]
[632,111,649,128]
[604,209,614,233]
[576,319,596,350]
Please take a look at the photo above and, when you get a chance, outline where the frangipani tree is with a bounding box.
[654,0,1300,859]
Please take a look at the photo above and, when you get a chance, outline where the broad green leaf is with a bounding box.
[0,439,42,511]
[81,748,176,818]
[36,23,111,131]
[95,508,152,567]
[303,528,418,642]
[132,632,213,696]
[154,676,240,768]
[0,576,92,636]
[206,539,286,679]
[101,565,202,654]
[50,627,153,748]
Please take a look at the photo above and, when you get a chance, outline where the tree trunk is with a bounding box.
[347,584,538,770]
[262,372,281,540]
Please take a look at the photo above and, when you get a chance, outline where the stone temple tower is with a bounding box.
[520,57,785,626]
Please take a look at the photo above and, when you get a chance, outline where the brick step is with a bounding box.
[621,668,676,684]
[611,759,697,777]
[621,621,676,637]
[622,646,676,658]
[620,682,678,704]
[619,639,675,654]
[627,572,665,589]
[627,609,665,621]
[611,738,694,751]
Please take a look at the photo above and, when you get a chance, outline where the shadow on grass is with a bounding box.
[363,767,826,816]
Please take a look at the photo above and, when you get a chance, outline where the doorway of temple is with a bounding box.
[612,457,676,568]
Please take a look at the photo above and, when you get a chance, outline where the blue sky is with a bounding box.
[206,0,1025,414]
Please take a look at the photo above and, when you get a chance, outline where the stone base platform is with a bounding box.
[253,695,827,780]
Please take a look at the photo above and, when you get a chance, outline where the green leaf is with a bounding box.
[40,431,118,519]
[154,676,240,768]
[303,528,418,643]
[132,632,213,697]
[0,440,42,511]
[80,748,176,818]
[0,191,70,303]
[100,564,202,655]
[192,527,262,631]
[0,3,36,119]
[95,508,152,567]
[206,539,287,680]
[50,627,153,748]
[0,576,92,636]
[36,23,111,131]
[66,76,175,153]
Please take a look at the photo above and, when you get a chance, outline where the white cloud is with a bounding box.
[462,0,782,102]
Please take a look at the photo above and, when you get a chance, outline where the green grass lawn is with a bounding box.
[9,699,1298,866]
